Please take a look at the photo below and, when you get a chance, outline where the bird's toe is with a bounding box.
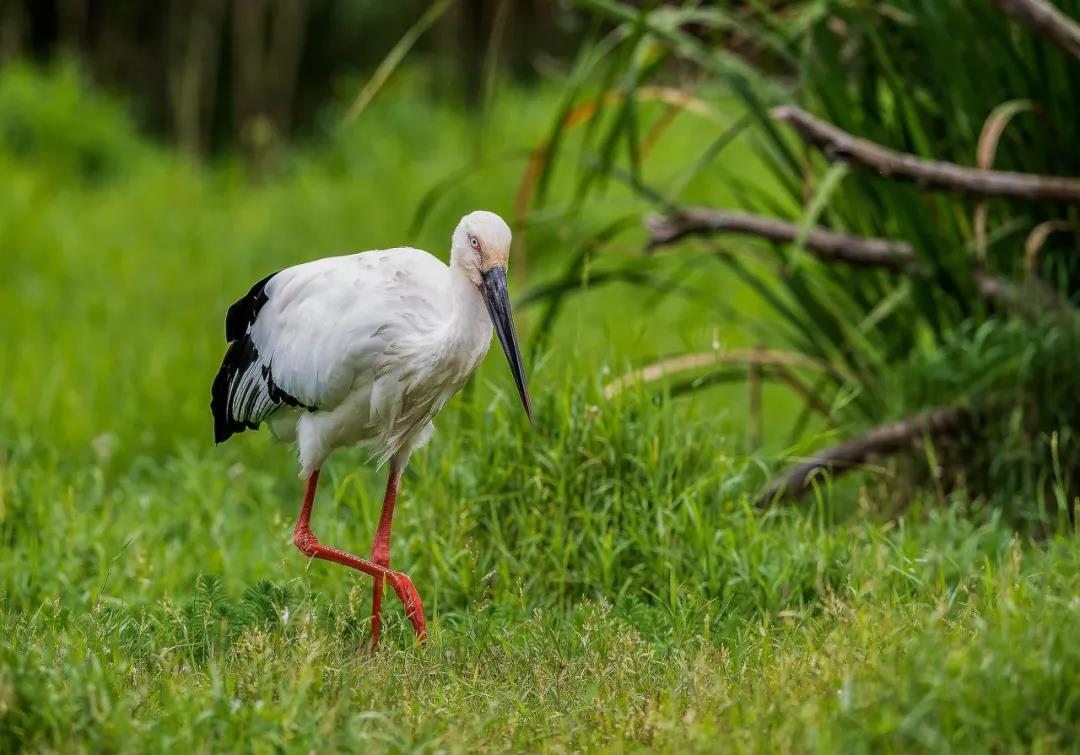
[389,571,427,639]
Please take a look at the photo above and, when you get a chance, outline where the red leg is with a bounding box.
[368,465,401,652]
[292,469,427,646]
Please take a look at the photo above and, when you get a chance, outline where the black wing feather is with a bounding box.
[225,271,277,342]
[211,270,311,444]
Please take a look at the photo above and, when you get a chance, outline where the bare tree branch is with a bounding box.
[645,208,917,270]
[772,106,1080,203]
[644,208,1074,321]
[758,407,968,505]
[989,0,1080,59]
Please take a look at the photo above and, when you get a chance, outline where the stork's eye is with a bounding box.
[469,236,480,250]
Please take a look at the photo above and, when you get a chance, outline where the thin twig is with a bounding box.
[758,407,967,506]
[989,0,1080,59]
[772,106,1080,202]
[645,208,917,271]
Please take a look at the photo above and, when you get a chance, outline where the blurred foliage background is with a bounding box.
[0,0,577,159]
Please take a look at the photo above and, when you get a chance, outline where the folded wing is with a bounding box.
[210,250,448,445]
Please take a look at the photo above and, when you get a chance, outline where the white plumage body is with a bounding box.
[218,246,493,476]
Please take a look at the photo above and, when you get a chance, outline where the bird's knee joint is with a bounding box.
[293,529,319,557]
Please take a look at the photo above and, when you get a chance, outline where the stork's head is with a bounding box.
[452,210,532,423]
[451,210,512,285]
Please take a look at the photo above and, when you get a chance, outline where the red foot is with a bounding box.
[387,570,426,640]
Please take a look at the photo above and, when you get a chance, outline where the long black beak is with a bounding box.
[480,266,533,423]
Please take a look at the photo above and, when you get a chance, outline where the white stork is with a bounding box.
[210,210,531,650]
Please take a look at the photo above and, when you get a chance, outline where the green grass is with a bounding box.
[0,63,1078,752]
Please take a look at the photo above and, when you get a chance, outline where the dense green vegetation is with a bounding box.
[2,0,1080,749]
[538,0,1080,518]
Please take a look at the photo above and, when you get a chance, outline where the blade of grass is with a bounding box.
[340,0,457,126]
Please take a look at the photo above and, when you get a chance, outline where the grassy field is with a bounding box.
[1,64,1078,752]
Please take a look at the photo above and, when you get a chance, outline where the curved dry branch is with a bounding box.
[603,349,845,399]
[772,106,1080,202]
[645,208,917,271]
[758,407,968,506]
[989,0,1080,59]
